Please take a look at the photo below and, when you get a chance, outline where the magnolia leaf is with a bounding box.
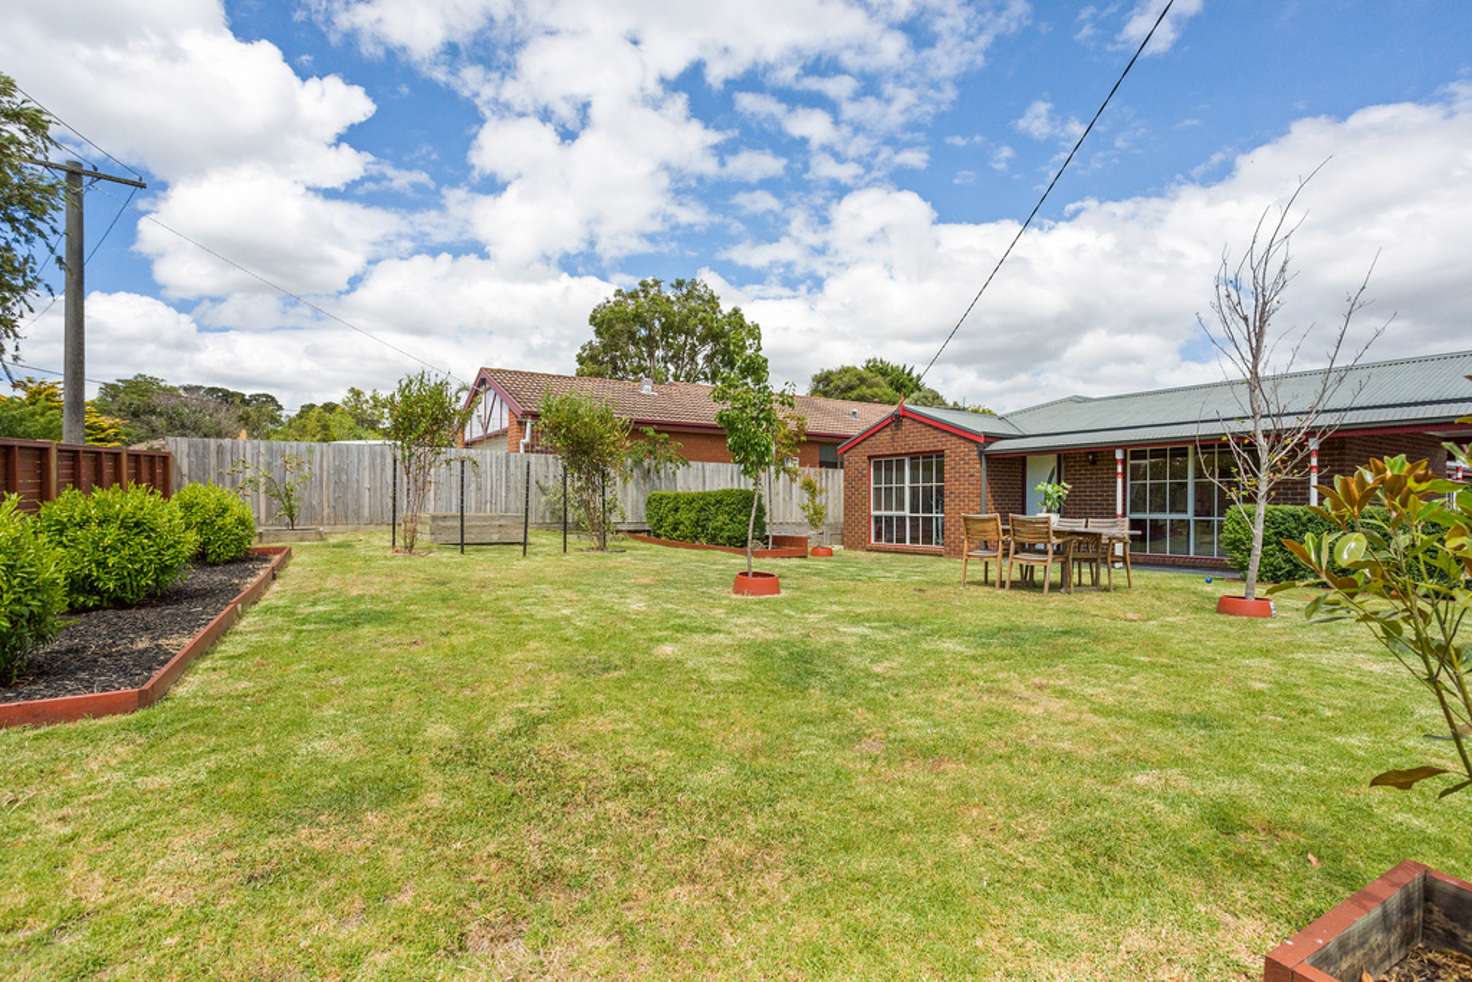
[1370,766,1450,790]
[1332,532,1367,567]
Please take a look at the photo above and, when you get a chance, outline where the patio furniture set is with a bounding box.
[959,514,1137,594]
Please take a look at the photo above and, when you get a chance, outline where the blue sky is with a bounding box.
[6,1,1471,410]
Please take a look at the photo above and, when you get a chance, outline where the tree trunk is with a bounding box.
[745,477,760,577]
[1246,467,1269,601]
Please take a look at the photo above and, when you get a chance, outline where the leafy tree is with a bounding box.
[272,387,386,442]
[384,372,471,553]
[0,377,126,444]
[809,357,991,412]
[537,392,631,551]
[94,374,238,441]
[799,475,827,540]
[713,322,802,576]
[576,278,752,384]
[0,73,63,381]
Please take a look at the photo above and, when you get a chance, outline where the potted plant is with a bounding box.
[231,453,323,543]
[1264,451,1472,980]
[1035,480,1070,519]
[800,476,831,556]
[714,323,800,596]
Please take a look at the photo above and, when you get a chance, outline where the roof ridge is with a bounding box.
[998,347,1472,415]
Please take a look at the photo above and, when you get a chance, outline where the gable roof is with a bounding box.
[472,368,893,439]
[836,348,1472,455]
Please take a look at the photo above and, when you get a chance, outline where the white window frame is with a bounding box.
[869,454,945,547]
[1126,445,1236,558]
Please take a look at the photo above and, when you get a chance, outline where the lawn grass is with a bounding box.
[1,532,1463,978]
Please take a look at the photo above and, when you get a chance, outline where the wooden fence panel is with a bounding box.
[0,438,171,512]
[164,437,844,535]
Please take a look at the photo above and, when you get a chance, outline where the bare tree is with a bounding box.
[1198,167,1389,601]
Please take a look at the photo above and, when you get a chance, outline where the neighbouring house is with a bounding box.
[461,368,892,467]
[840,349,1472,567]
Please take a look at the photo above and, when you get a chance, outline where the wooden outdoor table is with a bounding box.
[991,521,1140,592]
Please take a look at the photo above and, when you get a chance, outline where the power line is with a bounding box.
[8,361,111,387]
[916,0,1177,385]
[140,215,465,383]
[13,81,143,180]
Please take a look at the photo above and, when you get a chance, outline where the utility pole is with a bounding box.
[26,158,146,444]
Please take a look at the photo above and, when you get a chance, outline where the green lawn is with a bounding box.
[1,533,1462,979]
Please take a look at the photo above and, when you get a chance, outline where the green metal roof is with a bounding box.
[850,349,1472,453]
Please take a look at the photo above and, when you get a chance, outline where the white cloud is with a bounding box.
[1119,0,1205,55]
[731,190,782,214]
[1013,99,1084,142]
[807,153,865,184]
[990,145,1017,171]
[722,149,787,181]
[722,87,1472,410]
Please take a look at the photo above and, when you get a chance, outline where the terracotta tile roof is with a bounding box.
[475,367,893,438]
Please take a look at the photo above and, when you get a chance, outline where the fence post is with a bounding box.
[390,451,397,551]
[522,456,530,557]
[42,442,58,502]
[562,463,568,554]
[459,458,466,554]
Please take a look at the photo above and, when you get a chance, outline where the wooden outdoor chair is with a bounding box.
[1006,515,1071,594]
[1055,517,1101,587]
[960,514,1006,588]
[1087,516,1133,589]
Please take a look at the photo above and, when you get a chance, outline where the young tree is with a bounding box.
[713,324,800,576]
[230,453,311,529]
[576,278,752,383]
[0,73,62,381]
[1199,170,1386,601]
[384,372,471,553]
[536,392,632,551]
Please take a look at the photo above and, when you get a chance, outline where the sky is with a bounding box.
[4,0,1470,414]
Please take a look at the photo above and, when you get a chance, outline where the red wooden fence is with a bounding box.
[0,438,173,512]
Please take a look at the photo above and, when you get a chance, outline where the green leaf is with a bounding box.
[1369,766,1450,790]
[1332,532,1367,567]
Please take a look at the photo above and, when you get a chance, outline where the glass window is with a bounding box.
[1125,446,1239,558]
[870,454,945,547]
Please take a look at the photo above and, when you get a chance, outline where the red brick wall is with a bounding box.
[842,418,985,558]
[1058,451,1118,520]
[504,414,838,467]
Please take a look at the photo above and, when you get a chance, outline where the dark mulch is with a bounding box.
[1,556,271,704]
[1378,944,1472,981]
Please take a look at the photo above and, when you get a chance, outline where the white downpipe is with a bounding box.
[1308,437,1320,507]
[520,417,534,452]
[1114,448,1124,518]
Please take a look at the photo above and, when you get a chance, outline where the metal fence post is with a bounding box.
[459,458,466,554]
[522,456,530,557]
[390,451,397,551]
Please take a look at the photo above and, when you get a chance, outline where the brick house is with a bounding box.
[462,368,891,468]
[839,350,1472,567]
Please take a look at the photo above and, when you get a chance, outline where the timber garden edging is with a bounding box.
[0,546,291,729]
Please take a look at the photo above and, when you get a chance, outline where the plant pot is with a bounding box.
[1264,860,1472,981]
[733,571,781,596]
[254,527,324,544]
[1217,595,1275,618]
[811,546,834,557]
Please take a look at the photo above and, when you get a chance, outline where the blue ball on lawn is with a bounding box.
[1204,576,1214,584]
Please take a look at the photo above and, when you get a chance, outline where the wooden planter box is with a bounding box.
[0,547,291,728]
[1265,860,1472,981]
[427,512,522,545]
[255,527,324,544]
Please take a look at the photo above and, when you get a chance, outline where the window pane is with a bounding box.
[1147,451,1164,481]
[1193,483,1215,516]
[1149,484,1166,513]
[934,486,945,515]
[1130,457,1147,484]
[1168,482,1187,514]
[1146,518,1166,553]
[1130,518,1147,549]
[1167,520,1189,555]
[1168,448,1188,480]
[934,517,945,548]
[1129,483,1147,514]
[1193,519,1217,557]
[933,456,944,484]
[909,516,923,544]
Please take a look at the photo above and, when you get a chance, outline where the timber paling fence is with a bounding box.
[163,438,844,537]
[1,437,172,512]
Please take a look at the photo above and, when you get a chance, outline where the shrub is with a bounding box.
[0,495,68,684]
[1222,503,1392,582]
[646,489,765,548]
[174,482,255,564]
[37,486,198,610]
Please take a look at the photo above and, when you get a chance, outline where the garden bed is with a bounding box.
[0,546,290,727]
[626,532,808,558]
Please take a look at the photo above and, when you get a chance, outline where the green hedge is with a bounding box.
[646,489,765,548]
[174,482,256,564]
[37,486,198,610]
[0,495,68,684]
[1221,504,1394,582]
